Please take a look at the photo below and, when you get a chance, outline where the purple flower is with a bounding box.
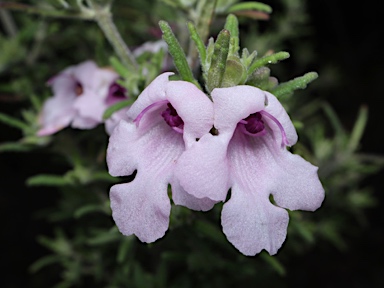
[104,106,130,136]
[106,73,217,243]
[175,85,325,256]
[37,60,127,136]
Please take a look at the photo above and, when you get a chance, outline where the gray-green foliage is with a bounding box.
[0,0,382,287]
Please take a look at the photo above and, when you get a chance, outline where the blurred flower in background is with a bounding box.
[37,60,128,136]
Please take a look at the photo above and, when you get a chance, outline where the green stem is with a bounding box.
[93,6,138,70]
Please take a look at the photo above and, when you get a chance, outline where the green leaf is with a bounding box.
[74,204,107,219]
[159,20,200,89]
[102,99,131,120]
[224,14,240,55]
[26,174,72,186]
[194,0,218,44]
[117,236,134,263]
[221,56,246,87]
[29,255,61,273]
[248,51,290,76]
[260,251,286,276]
[271,72,318,98]
[321,101,345,137]
[0,142,33,152]
[0,112,29,130]
[87,228,120,246]
[348,105,368,152]
[227,2,272,14]
[187,21,207,72]
[207,29,230,92]
[110,56,130,78]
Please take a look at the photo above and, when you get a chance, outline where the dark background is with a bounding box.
[1,0,384,287]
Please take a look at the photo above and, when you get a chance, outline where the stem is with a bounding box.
[92,5,138,69]
[0,8,18,36]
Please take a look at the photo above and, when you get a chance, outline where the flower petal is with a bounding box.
[170,179,217,211]
[73,90,108,122]
[105,107,130,135]
[211,85,266,133]
[107,115,184,177]
[221,183,289,256]
[175,133,230,202]
[110,173,171,243]
[264,92,298,146]
[49,71,77,96]
[71,60,99,88]
[166,81,214,148]
[37,93,76,136]
[223,129,319,255]
[267,145,325,211]
[127,72,174,120]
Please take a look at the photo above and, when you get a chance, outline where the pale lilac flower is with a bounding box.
[175,85,325,256]
[106,73,217,243]
[37,60,127,136]
[104,106,130,136]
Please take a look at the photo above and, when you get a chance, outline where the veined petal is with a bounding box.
[223,129,323,255]
[267,143,325,211]
[110,173,171,243]
[93,68,119,91]
[229,129,323,211]
[71,115,99,129]
[49,72,77,96]
[107,117,184,177]
[264,92,298,146]
[170,179,217,211]
[37,93,76,136]
[72,60,99,88]
[175,134,230,202]
[73,90,108,122]
[211,85,266,133]
[166,81,214,148]
[221,183,289,256]
[127,72,174,120]
[105,107,129,136]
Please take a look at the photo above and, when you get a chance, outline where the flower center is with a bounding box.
[75,82,83,96]
[161,103,184,133]
[239,110,289,147]
[106,82,127,105]
[134,100,184,134]
[242,112,265,135]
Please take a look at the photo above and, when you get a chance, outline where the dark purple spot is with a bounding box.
[243,112,265,135]
[161,103,184,133]
[106,82,127,105]
[75,82,83,96]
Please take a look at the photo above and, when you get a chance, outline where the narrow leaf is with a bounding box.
[74,204,106,219]
[248,51,290,76]
[0,112,28,130]
[224,14,240,55]
[103,99,131,120]
[348,105,368,152]
[260,252,286,276]
[271,72,318,98]
[110,56,130,78]
[26,174,72,186]
[0,142,33,152]
[227,2,272,14]
[159,20,200,88]
[187,22,207,71]
[207,29,230,92]
[321,101,345,137]
[29,255,61,273]
[194,0,217,44]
